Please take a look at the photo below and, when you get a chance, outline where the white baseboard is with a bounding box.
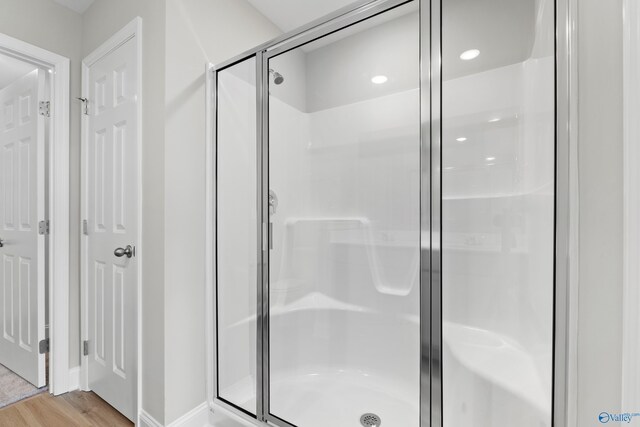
[139,409,163,427]
[209,402,258,427]
[138,402,209,427]
[168,402,209,427]
[67,367,80,391]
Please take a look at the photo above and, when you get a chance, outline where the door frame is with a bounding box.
[0,32,71,395]
[79,17,143,421]
[622,0,640,411]
[206,0,579,425]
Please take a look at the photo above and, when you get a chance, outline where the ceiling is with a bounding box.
[51,0,95,14]
[246,0,359,32]
[0,53,38,89]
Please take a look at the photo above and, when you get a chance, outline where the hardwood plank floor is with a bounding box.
[0,391,133,427]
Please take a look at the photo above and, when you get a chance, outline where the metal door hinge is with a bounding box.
[38,220,50,235]
[82,219,88,235]
[39,338,49,354]
[39,101,50,117]
[83,340,89,356]
[77,97,89,115]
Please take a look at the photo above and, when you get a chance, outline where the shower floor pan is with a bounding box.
[215,370,418,427]
[212,302,549,427]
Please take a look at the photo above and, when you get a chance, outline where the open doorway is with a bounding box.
[0,52,48,407]
[0,32,71,401]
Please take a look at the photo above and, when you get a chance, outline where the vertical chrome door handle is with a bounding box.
[269,222,273,250]
[114,245,134,258]
[269,189,277,250]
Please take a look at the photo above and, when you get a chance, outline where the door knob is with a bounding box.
[0,238,3,248]
[114,245,134,258]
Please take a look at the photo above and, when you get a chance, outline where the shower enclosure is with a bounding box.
[212,0,571,426]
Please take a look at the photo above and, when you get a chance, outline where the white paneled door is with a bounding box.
[0,69,46,388]
[84,36,138,421]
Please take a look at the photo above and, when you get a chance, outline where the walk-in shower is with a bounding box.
[212,0,569,426]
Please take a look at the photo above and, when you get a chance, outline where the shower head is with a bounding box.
[269,68,284,85]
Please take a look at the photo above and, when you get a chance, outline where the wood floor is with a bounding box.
[0,391,133,427]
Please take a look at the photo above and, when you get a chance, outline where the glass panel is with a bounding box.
[216,57,258,415]
[267,3,420,427]
[441,0,555,426]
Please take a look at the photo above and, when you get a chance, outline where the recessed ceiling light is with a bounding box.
[486,156,496,161]
[460,49,480,60]
[456,137,467,142]
[488,117,501,123]
[371,75,388,84]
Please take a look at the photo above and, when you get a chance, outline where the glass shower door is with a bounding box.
[266,3,421,426]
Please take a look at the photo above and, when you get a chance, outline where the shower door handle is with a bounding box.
[268,189,277,250]
[269,223,273,250]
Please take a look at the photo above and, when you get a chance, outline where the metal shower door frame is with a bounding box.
[209,0,574,425]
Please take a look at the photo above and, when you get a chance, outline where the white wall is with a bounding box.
[577,0,624,424]
[0,0,83,370]
[81,0,167,422]
[163,0,280,423]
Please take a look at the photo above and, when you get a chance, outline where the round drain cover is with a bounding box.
[360,413,381,427]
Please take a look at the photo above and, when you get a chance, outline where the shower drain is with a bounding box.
[360,413,381,427]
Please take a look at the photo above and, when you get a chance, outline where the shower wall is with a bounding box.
[269,93,421,297]
[268,6,420,299]
[442,59,555,354]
